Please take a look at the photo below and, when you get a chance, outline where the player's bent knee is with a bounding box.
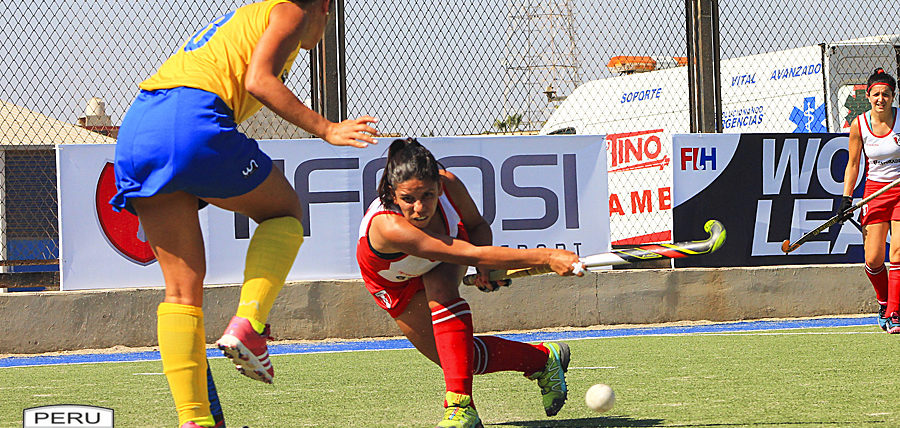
[163,287,206,307]
[866,261,886,270]
[866,256,886,267]
[423,274,461,295]
[425,288,461,305]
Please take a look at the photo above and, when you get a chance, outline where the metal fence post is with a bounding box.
[309,0,347,123]
[686,0,722,133]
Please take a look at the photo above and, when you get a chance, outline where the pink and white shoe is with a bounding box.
[180,422,219,428]
[216,316,274,383]
[178,422,225,428]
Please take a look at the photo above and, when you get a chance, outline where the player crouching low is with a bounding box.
[356,138,582,427]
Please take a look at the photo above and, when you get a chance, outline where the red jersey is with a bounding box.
[357,191,468,290]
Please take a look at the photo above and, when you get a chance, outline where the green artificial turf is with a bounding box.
[1,325,896,427]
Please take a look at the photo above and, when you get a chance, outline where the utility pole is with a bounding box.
[685,0,722,133]
[310,0,347,123]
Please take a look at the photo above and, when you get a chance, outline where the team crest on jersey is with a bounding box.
[894,134,900,146]
[374,290,393,308]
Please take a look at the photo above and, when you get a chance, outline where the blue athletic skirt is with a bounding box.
[110,87,273,214]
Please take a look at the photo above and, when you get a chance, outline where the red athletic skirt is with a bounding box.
[861,179,900,225]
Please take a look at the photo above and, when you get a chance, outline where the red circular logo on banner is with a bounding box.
[95,162,156,265]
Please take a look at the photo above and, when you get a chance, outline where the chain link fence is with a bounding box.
[719,0,900,132]
[0,0,898,277]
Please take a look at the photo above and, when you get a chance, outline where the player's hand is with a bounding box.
[837,196,853,223]
[473,268,511,292]
[549,249,583,276]
[323,116,379,148]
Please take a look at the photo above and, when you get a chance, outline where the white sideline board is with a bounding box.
[58,135,610,290]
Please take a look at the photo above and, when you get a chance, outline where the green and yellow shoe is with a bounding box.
[528,342,570,417]
[436,391,483,428]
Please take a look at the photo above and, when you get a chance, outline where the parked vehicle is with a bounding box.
[540,35,900,245]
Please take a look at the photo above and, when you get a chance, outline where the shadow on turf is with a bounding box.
[491,417,885,427]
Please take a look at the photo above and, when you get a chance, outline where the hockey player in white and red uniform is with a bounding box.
[841,68,900,332]
[357,138,582,427]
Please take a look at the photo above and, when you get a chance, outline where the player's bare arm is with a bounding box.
[246,1,377,147]
[843,117,862,197]
[440,171,509,289]
[370,213,578,274]
[440,171,492,246]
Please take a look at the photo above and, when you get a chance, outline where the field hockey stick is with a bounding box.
[781,176,900,254]
[462,219,726,285]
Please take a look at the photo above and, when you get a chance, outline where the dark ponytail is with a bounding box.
[377,138,443,206]
[867,68,896,94]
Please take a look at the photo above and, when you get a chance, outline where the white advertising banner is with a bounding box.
[605,128,678,245]
[59,135,609,290]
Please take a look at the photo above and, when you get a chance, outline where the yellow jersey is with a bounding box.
[140,0,303,123]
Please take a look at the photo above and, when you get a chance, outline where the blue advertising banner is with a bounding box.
[672,133,865,267]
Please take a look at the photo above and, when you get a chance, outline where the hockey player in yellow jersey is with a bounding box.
[110,1,378,426]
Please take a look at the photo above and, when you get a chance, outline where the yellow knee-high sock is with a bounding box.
[236,216,303,333]
[158,302,215,427]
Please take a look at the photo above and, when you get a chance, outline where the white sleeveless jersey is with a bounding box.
[357,192,464,285]
[861,108,900,182]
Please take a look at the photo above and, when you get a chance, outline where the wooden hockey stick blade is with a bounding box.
[780,214,842,253]
[463,220,726,285]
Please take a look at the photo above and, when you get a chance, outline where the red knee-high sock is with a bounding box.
[866,264,888,305]
[472,336,549,376]
[431,298,474,398]
[887,266,900,315]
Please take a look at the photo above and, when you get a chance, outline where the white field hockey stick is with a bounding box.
[781,176,900,254]
[462,220,726,285]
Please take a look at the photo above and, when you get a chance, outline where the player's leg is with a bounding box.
[422,263,474,396]
[886,221,900,334]
[393,290,440,365]
[863,223,890,330]
[392,291,559,382]
[391,282,482,426]
[132,192,216,428]
[401,264,569,418]
[205,168,304,383]
[420,263,482,428]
